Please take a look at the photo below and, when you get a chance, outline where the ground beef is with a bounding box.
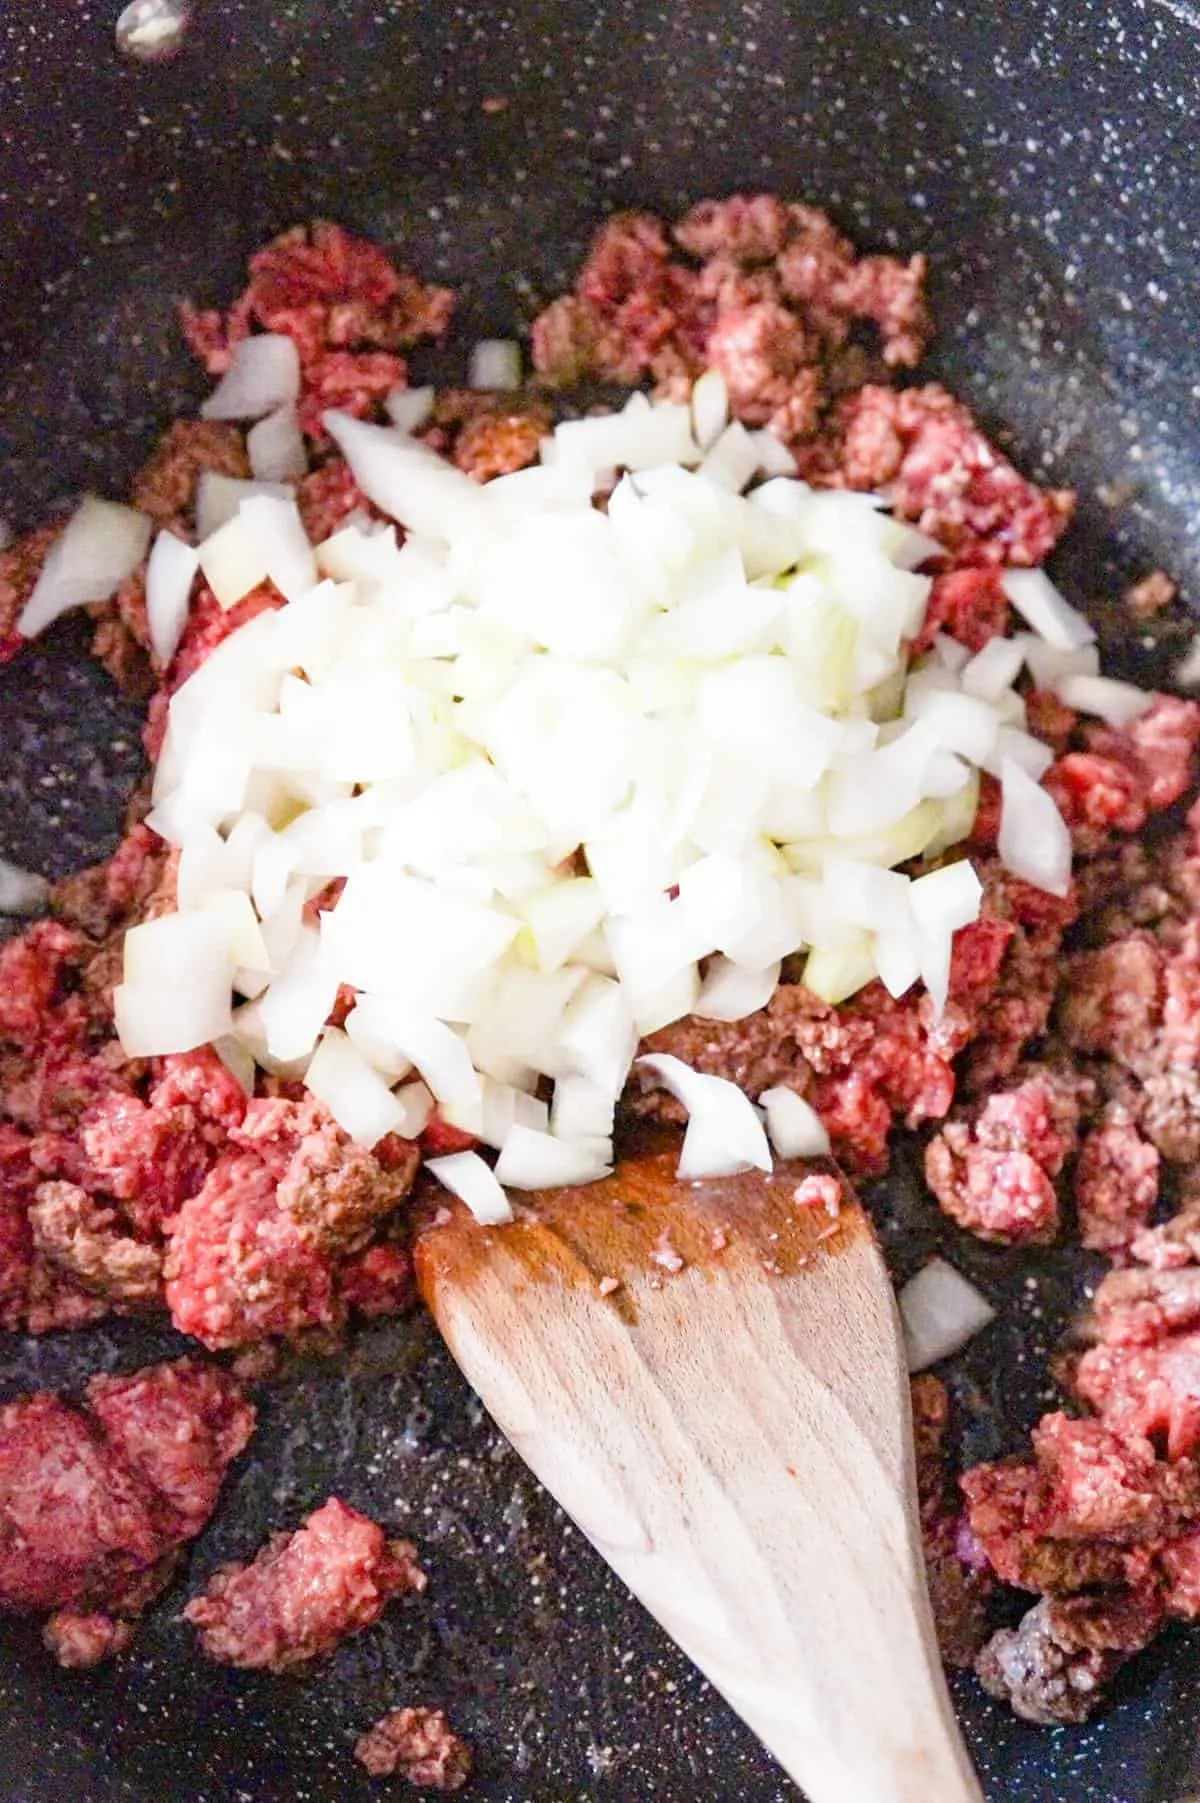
[1125,570,1177,620]
[84,1361,255,1535]
[1074,1117,1159,1255]
[910,568,1010,657]
[825,383,1074,566]
[297,456,379,542]
[962,1412,1200,1611]
[0,522,58,640]
[530,198,928,440]
[1074,1335,1200,1462]
[354,1707,472,1790]
[184,1496,424,1672]
[0,1360,251,1631]
[0,919,88,1054]
[235,1094,419,1254]
[41,1608,136,1670]
[634,976,963,1175]
[28,1180,162,1304]
[450,404,549,482]
[0,1395,169,1613]
[975,1593,1157,1726]
[181,224,452,451]
[163,1152,342,1349]
[924,1069,1089,1245]
[131,420,249,523]
[337,1241,415,1318]
[1058,932,1165,1065]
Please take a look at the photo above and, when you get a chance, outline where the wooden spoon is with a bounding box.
[414,1131,983,1803]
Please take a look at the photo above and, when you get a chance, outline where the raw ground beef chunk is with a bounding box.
[0,1360,253,1666]
[354,1707,472,1790]
[960,1410,1200,1720]
[184,1496,425,1671]
[923,1069,1090,1245]
[163,1097,420,1349]
[975,1592,1159,1726]
[529,199,1074,572]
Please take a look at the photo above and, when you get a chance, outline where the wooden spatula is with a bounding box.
[414,1131,983,1803]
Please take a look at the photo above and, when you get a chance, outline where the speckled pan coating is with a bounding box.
[0,3,1198,1800]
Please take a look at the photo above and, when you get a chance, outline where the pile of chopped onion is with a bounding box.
[54,368,1129,1212]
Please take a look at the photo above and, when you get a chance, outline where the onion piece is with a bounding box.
[247,404,308,482]
[197,512,269,611]
[115,911,235,1055]
[145,528,200,665]
[200,334,300,421]
[759,1086,831,1158]
[493,1124,612,1189]
[323,411,485,540]
[0,856,48,916]
[900,1258,996,1373]
[345,996,482,1121]
[1001,568,1096,651]
[1055,672,1154,728]
[958,635,1026,702]
[18,497,151,638]
[637,1053,772,1179]
[304,1027,411,1147]
[690,368,729,450]
[426,1150,514,1225]
[553,975,638,1098]
[194,474,294,541]
[694,956,781,1023]
[385,385,436,434]
[998,758,1071,898]
[237,495,317,601]
[394,1079,435,1139]
[468,339,522,390]
[549,1074,616,1141]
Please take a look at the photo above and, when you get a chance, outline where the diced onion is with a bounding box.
[1000,568,1096,651]
[132,369,1097,1198]
[694,956,781,1022]
[304,1027,411,1147]
[385,386,435,434]
[637,1053,772,1179]
[998,758,1071,898]
[247,405,308,482]
[18,497,151,638]
[493,1124,612,1189]
[1055,672,1154,728]
[194,473,293,541]
[900,1258,996,1373]
[468,339,522,390]
[145,528,200,665]
[200,334,301,421]
[426,1150,514,1225]
[759,1086,831,1158]
[0,856,49,916]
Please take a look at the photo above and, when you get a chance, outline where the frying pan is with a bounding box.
[1,3,1199,1798]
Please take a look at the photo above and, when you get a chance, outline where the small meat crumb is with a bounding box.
[1124,570,1177,620]
[792,1174,842,1217]
[355,1706,472,1790]
[42,1609,135,1669]
[650,1232,685,1273]
[596,1275,621,1297]
[184,1497,424,1672]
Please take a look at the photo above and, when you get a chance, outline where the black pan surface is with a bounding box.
[2,4,1199,1799]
